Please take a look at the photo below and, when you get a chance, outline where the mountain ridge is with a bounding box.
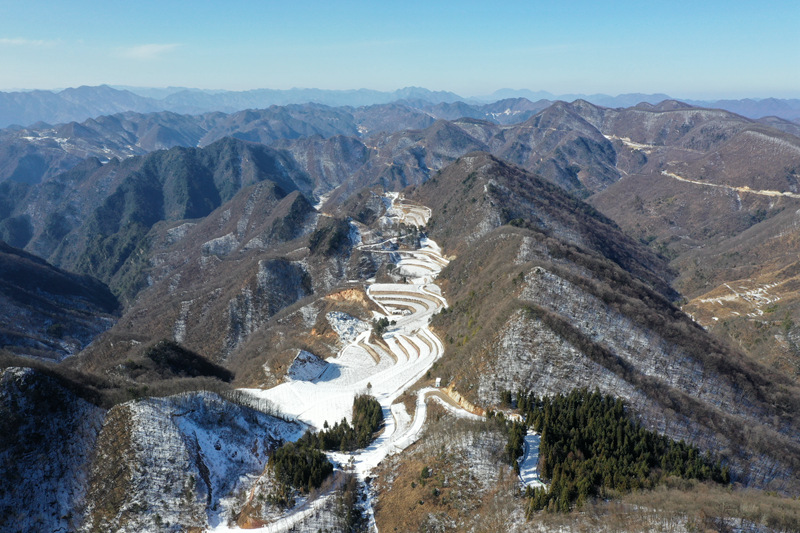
[410,153,800,492]
[3,92,800,531]
[0,240,118,360]
[3,84,800,129]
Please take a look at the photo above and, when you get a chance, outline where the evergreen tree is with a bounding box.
[516,388,729,514]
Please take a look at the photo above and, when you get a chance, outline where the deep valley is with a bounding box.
[2,88,800,532]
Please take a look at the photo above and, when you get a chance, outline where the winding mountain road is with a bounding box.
[218,194,485,532]
[662,170,800,199]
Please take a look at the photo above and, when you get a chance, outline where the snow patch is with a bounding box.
[298,303,319,329]
[348,220,362,245]
[202,233,240,256]
[166,222,197,245]
[326,311,370,345]
[519,431,545,489]
[173,300,193,343]
[287,350,330,382]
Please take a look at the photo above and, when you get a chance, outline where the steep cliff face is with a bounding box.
[0,367,106,533]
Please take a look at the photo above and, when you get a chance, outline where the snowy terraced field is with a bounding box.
[243,195,450,442]
[217,194,538,532]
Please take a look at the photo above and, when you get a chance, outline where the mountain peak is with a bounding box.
[650,99,695,111]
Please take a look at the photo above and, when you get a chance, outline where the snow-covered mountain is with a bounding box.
[3,97,800,531]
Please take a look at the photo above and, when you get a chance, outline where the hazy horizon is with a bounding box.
[2,1,798,100]
[0,84,797,103]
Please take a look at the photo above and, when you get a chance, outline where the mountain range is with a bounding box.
[3,93,800,531]
[4,97,800,373]
[5,97,800,387]
[2,84,800,129]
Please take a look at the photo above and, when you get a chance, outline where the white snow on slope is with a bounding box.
[118,393,304,531]
[217,193,540,532]
[326,311,370,346]
[286,349,330,381]
[519,431,546,489]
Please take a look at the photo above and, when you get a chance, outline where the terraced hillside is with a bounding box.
[4,97,800,532]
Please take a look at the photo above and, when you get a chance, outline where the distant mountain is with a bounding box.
[158,86,465,114]
[411,97,553,125]
[485,89,800,120]
[0,99,548,185]
[0,105,365,184]
[0,85,163,128]
[0,86,465,128]
[323,101,624,201]
[483,88,559,101]
[110,85,198,99]
[756,115,800,137]
[686,97,800,120]
[4,85,800,130]
[195,103,361,145]
[482,89,673,108]
[158,86,460,114]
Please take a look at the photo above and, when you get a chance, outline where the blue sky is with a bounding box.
[0,0,798,98]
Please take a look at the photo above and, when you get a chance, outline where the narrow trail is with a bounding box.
[661,170,800,199]
[216,193,485,532]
